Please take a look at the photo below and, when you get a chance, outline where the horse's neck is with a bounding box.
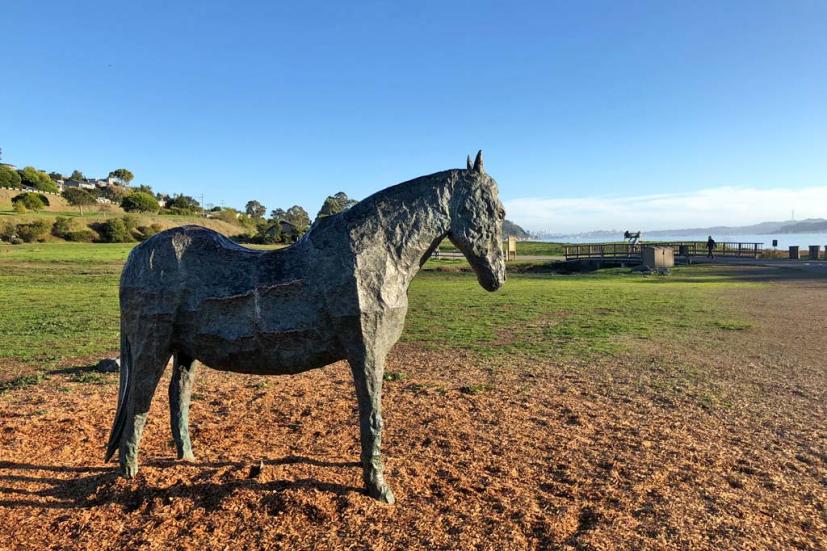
[352,173,455,293]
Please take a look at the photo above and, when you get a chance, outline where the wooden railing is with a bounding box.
[564,242,763,260]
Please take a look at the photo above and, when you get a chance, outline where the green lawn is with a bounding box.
[405,268,754,358]
[0,243,756,379]
[439,240,565,256]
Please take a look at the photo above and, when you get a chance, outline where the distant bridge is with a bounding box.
[563,241,763,260]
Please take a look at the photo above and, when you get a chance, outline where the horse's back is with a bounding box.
[121,226,263,313]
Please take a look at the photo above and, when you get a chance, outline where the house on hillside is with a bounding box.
[63,179,96,191]
[92,176,118,188]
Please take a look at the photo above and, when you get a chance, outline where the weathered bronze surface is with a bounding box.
[105,152,505,503]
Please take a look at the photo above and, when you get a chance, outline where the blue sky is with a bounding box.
[3,1,826,232]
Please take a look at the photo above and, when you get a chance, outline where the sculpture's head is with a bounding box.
[448,151,506,292]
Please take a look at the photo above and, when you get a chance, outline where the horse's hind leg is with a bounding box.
[120,337,172,478]
[169,353,197,461]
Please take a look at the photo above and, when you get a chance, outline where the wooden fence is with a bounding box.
[564,241,763,260]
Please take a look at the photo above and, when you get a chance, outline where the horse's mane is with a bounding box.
[305,169,458,237]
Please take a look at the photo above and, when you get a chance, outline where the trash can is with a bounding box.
[678,245,689,257]
[789,246,800,260]
[809,245,821,260]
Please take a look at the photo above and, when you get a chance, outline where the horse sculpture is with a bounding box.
[105,151,505,503]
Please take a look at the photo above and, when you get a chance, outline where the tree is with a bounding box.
[245,200,266,219]
[254,220,282,244]
[69,170,85,181]
[122,191,160,213]
[12,192,49,211]
[0,165,21,188]
[63,188,98,215]
[166,194,202,215]
[270,208,287,221]
[48,171,64,182]
[285,205,310,233]
[108,168,134,185]
[134,184,154,195]
[98,184,130,203]
[316,191,357,219]
[18,166,58,193]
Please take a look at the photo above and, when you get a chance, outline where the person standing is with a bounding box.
[706,235,716,258]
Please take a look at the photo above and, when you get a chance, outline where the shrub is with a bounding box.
[13,202,26,213]
[121,191,160,213]
[136,223,163,240]
[94,218,134,243]
[0,221,16,241]
[12,192,50,211]
[121,214,141,239]
[122,214,140,232]
[212,209,241,225]
[16,219,53,243]
[62,228,98,243]
[64,229,97,242]
[52,216,73,238]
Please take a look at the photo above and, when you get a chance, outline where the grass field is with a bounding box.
[439,240,565,256]
[0,242,751,378]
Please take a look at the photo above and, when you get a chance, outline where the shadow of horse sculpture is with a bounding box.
[105,151,505,503]
[0,458,361,511]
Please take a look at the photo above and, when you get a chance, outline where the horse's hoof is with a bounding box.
[122,462,138,479]
[368,483,396,504]
[178,451,195,462]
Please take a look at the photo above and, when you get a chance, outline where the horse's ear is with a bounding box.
[472,150,484,174]
[466,155,472,170]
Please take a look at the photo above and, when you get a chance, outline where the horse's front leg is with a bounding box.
[349,348,395,504]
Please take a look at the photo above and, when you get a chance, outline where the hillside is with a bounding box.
[538,218,827,240]
[645,220,796,236]
[0,188,105,213]
[775,219,827,233]
[503,219,529,238]
[1,189,247,239]
[4,212,246,238]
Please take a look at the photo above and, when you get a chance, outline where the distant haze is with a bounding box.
[506,186,827,234]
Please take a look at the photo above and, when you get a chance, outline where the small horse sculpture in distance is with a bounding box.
[105,151,506,503]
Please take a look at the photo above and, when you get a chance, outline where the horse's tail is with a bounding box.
[104,320,131,462]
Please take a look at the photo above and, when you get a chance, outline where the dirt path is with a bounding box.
[0,268,825,550]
